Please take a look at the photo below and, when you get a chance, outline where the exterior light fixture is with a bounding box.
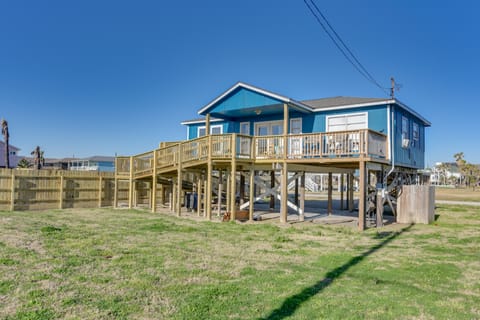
[255,109,262,115]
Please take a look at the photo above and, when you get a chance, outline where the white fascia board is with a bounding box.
[313,99,431,127]
[394,99,432,127]
[312,100,393,112]
[180,118,223,125]
[197,82,313,115]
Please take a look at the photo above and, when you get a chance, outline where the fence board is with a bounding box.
[0,169,116,211]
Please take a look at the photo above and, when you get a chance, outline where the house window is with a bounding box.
[290,118,302,134]
[326,112,367,132]
[198,124,223,137]
[413,122,419,141]
[240,122,250,135]
[402,116,409,140]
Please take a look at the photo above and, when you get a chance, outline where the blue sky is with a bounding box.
[1,0,479,165]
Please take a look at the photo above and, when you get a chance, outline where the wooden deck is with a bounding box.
[116,129,388,179]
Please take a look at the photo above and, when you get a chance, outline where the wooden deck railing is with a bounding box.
[116,129,387,176]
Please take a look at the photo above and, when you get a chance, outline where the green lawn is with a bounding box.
[1,206,479,319]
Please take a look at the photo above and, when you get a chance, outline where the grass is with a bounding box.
[435,186,480,202]
[0,206,479,319]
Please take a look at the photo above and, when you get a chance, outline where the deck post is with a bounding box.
[280,162,288,223]
[249,167,254,221]
[280,102,289,224]
[176,144,183,217]
[152,150,157,213]
[358,161,366,231]
[128,156,134,209]
[299,172,305,222]
[230,133,237,220]
[349,173,354,211]
[206,136,213,220]
[340,173,344,210]
[327,172,333,215]
[226,169,231,215]
[239,172,245,205]
[217,170,223,217]
[172,181,176,212]
[197,175,202,216]
[203,177,208,217]
[205,114,211,137]
[269,170,275,210]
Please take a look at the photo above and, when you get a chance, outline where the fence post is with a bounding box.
[98,175,103,208]
[128,156,134,209]
[10,170,15,211]
[59,173,64,209]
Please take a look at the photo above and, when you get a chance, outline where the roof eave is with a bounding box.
[197,82,313,115]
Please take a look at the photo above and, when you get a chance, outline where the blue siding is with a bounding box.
[392,106,426,169]
[187,106,388,138]
[185,103,428,169]
[187,121,229,139]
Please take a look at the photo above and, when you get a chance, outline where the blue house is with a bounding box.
[116,82,431,230]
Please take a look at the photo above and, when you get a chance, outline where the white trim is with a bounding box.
[197,124,223,137]
[311,98,431,127]
[326,112,368,132]
[186,126,190,140]
[181,118,223,125]
[197,82,313,115]
[312,100,391,112]
[239,121,250,135]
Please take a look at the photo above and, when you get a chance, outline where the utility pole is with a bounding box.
[390,77,395,99]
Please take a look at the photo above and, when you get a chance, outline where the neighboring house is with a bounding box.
[116,82,431,230]
[431,162,462,185]
[0,141,21,168]
[68,156,115,172]
[33,156,115,172]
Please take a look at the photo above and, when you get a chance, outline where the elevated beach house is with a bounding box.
[115,82,430,230]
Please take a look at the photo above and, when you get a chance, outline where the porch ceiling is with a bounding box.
[208,102,309,120]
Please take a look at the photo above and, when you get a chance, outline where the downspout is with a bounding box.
[385,104,395,182]
[384,104,396,217]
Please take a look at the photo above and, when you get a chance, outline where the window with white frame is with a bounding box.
[198,124,223,137]
[401,116,409,140]
[240,122,250,135]
[326,112,367,132]
[413,122,419,141]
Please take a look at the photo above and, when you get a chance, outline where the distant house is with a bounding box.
[31,156,115,172]
[68,156,115,172]
[0,141,21,168]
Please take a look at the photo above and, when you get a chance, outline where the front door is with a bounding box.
[255,121,284,158]
[289,118,302,157]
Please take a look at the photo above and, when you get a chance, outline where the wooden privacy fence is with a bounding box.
[0,169,128,211]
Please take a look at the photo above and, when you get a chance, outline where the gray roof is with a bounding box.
[301,96,389,110]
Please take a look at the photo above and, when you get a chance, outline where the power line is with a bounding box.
[302,0,389,95]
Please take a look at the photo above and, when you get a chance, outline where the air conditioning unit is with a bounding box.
[402,138,410,148]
